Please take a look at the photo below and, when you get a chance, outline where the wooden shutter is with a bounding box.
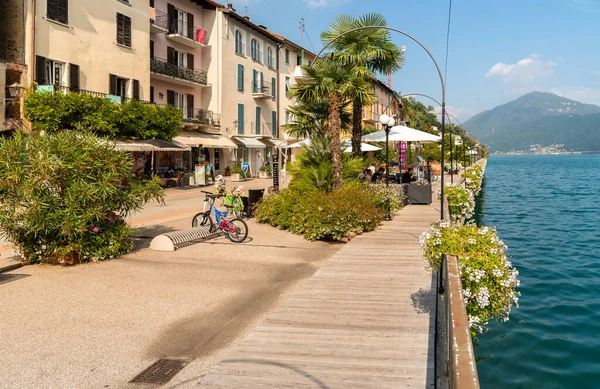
[47,0,58,21]
[150,0,154,7]
[238,103,244,134]
[255,106,261,134]
[167,89,175,106]
[187,94,194,118]
[133,79,140,100]
[272,111,277,136]
[35,55,47,84]
[124,15,132,47]
[69,63,80,90]
[150,86,154,103]
[237,64,244,91]
[167,3,176,33]
[150,40,154,59]
[167,46,176,64]
[109,74,117,95]
[252,69,257,92]
[57,0,68,24]
[271,77,276,100]
[260,71,264,92]
[116,13,124,45]
[187,13,194,39]
[187,53,194,69]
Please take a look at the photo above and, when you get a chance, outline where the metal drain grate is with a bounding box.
[129,358,192,385]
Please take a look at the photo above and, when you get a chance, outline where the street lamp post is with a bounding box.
[379,113,395,221]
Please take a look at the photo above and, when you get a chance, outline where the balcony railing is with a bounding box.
[251,122,274,136]
[150,8,169,31]
[154,105,220,126]
[169,19,207,44]
[55,85,108,98]
[252,81,269,94]
[151,57,207,85]
[251,49,263,64]
[267,55,275,69]
[235,41,246,56]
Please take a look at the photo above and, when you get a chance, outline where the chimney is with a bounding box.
[227,3,233,9]
[258,25,267,30]
[243,16,250,20]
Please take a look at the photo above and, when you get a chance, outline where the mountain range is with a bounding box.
[463,91,600,152]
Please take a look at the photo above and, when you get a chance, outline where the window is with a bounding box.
[235,30,244,55]
[267,47,274,69]
[255,106,261,135]
[285,110,292,124]
[109,74,128,98]
[45,60,64,86]
[237,103,245,134]
[297,54,301,66]
[237,64,244,92]
[69,63,80,90]
[285,49,290,64]
[116,13,132,47]
[285,76,290,93]
[272,110,277,136]
[251,39,261,63]
[271,77,276,100]
[47,0,68,24]
[174,92,187,118]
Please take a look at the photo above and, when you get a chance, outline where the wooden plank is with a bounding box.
[198,199,440,388]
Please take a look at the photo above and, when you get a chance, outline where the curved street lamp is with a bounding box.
[379,113,395,221]
[308,26,447,220]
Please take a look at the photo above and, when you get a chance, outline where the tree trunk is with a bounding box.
[352,99,362,157]
[329,94,343,190]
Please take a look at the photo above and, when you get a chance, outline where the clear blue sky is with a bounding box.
[228,0,600,121]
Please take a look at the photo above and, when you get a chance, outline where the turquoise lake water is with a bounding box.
[475,155,600,388]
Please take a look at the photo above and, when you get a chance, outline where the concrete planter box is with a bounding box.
[231,173,243,182]
[258,171,271,179]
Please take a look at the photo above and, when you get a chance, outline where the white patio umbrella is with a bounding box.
[287,139,381,152]
[361,124,441,143]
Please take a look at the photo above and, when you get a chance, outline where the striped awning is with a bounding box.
[174,131,238,148]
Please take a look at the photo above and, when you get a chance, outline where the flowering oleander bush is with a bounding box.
[443,184,475,222]
[0,131,164,264]
[255,183,384,242]
[420,222,520,338]
[462,159,485,196]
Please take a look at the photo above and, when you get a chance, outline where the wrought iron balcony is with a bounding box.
[252,81,270,98]
[251,49,263,64]
[251,122,275,136]
[168,19,207,48]
[150,8,169,33]
[151,57,207,86]
[235,41,246,56]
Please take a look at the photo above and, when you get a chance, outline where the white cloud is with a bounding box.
[485,54,556,94]
[549,86,600,106]
[433,106,477,122]
[303,0,350,9]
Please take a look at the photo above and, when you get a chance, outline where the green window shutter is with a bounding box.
[272,110,277,136]
[238,103,244,134]
[255,106,261,134]
[237,64,244,91]
[260,72,264,92]
[271,77,276,100]
[252,69,257,92]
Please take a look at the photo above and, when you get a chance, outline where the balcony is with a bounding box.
[251,49,263,65]
[363,111,381,124]
[251,122,275,137]
[151,57,208,86]
[150,8,168,34]
[167,19,208,48]
[252,81,270,99]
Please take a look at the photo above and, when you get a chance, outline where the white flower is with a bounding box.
[468,238,476,245]
[476,287,490,308]
[468,315,480,327]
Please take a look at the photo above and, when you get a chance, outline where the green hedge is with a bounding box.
[255,184,393,242]
[23,90,181,140]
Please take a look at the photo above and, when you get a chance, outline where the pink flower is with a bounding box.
[107,217,114,223]
[93,227,100,233]
[90,224,96,228]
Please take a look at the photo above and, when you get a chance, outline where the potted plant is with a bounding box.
[224,166,231,177]
[231,164,244,182]
[189,172,196,186]
[258,165,272,179]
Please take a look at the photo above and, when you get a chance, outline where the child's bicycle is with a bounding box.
[192,191,248,243]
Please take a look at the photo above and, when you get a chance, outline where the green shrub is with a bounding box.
[255,183,384,242]
[443,184,475,222]
[23,88,181,140]
[0,131,164,264]
[420,222,520,339]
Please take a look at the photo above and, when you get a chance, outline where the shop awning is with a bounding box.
[259,138,283,148]
[233,136,266,149]
[174,131,238,148]
[139,139,191,151]
[115,142,157,151]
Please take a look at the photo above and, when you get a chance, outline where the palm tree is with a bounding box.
[289,59,374,190]
[321,13,405,157]
[281,99,352,140]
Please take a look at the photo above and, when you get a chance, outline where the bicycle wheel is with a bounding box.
[192,212,214,231]
[224,218,248,243]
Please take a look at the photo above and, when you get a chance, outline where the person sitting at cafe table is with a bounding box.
[371,167,386,183]
[401,166,417,184]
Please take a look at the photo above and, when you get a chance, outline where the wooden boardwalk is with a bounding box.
[198,198,441,389]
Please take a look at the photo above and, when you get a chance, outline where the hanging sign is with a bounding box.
[399,142,407,172]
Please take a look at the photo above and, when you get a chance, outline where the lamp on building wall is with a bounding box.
[158,92,164,99]
[7,83,25,99]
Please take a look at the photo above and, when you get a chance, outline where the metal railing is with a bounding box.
[169,19,207,44]
[151,57,207,85]
[250,122,274,136]
[267,55,275,69]
[363,110,381,122]
[55,85,107,98]
[252,81,269,94]
[150,8,169,30]
[235,41,246,56]
[251,49,263,64]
